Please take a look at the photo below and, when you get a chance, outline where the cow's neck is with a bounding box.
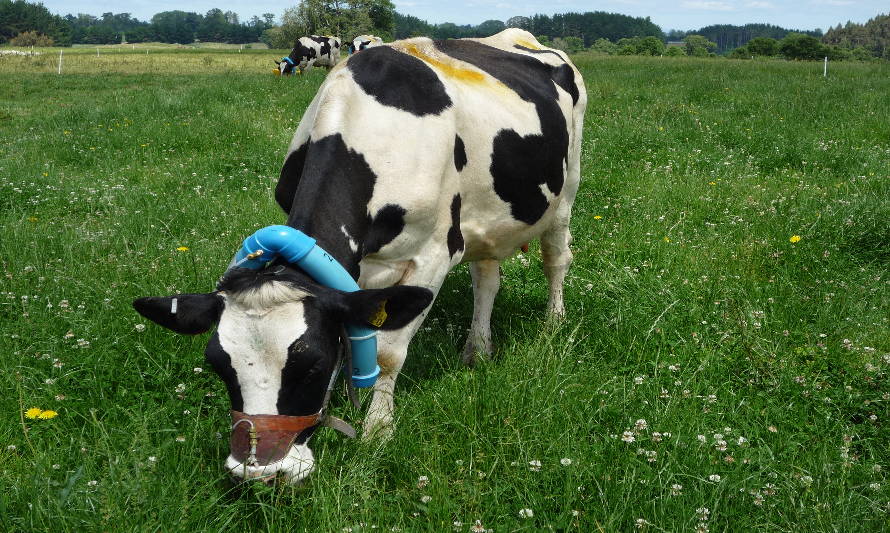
[283,135,377,280]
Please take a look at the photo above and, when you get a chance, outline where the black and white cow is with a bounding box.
[275,35,341,75]
[348,34,383,54]
[135,29,586,484]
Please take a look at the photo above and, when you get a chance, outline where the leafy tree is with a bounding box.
[728,45,750,59]
[823,13,889,59]
[9,29,53,45]
[476,19,505,37]
[151,11,201,44]
[551,36,584,54]
[746,36,778,56]
[683,34,716,56]
[779,32,825,60]
[638,35,664,55]
[664,45,684,57]
[505,16,529,29]
[671,23,821,54]
[0,0,71,45]
[589,38,618,55]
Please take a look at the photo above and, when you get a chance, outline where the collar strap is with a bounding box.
[230,410,320,466]
[281,56,295,65]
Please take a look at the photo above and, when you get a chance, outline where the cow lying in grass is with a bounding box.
[135,28,587,484]
[275,35,341,75]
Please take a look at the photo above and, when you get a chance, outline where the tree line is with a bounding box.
[1,0,887,61]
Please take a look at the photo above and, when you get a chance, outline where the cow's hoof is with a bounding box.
[461,342,493,367]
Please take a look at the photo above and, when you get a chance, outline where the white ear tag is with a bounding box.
[170,298,178,315]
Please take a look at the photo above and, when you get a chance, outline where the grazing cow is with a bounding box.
[275,35,341,75]
[134,28,586,484]
[349,34,383,54]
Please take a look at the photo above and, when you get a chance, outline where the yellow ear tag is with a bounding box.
[369,300,388,327]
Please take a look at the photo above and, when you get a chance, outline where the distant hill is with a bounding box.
[667,24,823,54]
[823,13,889,59]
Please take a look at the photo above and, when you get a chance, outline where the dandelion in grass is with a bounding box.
[38,410,58,419]
[25,407,43,419]
[519,508,533,518]
[176,246,189,252]
[789,235,801,243]
[593,215,602,220]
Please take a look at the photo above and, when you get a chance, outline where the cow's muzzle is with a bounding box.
[228,410,320,483]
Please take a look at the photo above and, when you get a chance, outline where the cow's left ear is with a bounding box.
[335,286,433,330]
[133,293,224,335]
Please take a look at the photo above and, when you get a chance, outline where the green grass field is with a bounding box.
[1,50,888,531]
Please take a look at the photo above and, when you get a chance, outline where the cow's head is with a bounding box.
[278,41,317,74]
[133,264,431,484]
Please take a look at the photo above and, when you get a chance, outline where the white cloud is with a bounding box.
[814,0,853,5]
[680,1,735,10]
[745,1,774,7]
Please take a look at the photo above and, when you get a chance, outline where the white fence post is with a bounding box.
[824,56,828,77]
[58,49,62,74]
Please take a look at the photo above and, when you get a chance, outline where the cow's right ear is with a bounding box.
[133,293,224,335]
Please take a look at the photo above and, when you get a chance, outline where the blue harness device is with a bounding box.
[227,225,380,388]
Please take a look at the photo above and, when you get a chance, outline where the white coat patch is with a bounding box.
[217,283,311,414]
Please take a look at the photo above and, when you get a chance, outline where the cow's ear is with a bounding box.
[133,293,224,335]
[333,286,433,330]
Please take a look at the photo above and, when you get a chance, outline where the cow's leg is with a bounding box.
[363,258,449,440]
[540,203,575,318]
[461,259,500,366]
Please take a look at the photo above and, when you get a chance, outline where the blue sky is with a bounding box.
[39,0,886,31]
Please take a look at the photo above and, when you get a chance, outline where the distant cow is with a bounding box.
[135,29,587,484]
[349,34,383,54]
[275,35,341,75]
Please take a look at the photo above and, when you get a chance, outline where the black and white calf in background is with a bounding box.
[135,28,587,484]
[348,34,383,54]
[275,35,341,75]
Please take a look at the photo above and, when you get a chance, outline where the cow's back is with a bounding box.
[279,29,586,267]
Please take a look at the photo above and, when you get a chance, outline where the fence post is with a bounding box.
[824,56,828,77]
[58,49,62,74]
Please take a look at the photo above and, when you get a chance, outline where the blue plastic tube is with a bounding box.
[228,225,380,388]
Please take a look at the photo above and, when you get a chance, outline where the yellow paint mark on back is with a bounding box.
[515,39,542,50]
[402,44,487,84]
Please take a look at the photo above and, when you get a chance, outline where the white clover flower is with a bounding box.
[87,480,98,487]
[193,367,203,373]
[560,457,572,466]
[869,482,880,491]
[634,376,644,385]
[7,445,16,451]
[134,324,146,332]
[420,495,432,503]
[715,440,727,451]
[621,431,636,443]
[518,508,533,518]
[147,456,157,462]
[528,459,542,471]
[670,483,682,495]
[635,419,648,431]
[737,436,748,446]
[635,518,647,528]
[697,434,707,443]
[417,475,429,488]
[175,436,185,442]
[708,474,721,482]
[175,383,186,394]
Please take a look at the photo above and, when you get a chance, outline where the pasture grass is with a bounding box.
[1,51,888,531]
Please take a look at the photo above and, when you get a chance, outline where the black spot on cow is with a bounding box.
[278,303,340,419]
[283,133,378,277]
[435,39,573,225]
[348,46,452,117]
[551,64,579,105]
[454,135,467,172]
[447,194,464,258]
[364,204,406,255]
[279,134,406,275]
[276,141,309,214]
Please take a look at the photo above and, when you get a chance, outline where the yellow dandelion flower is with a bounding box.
[176,246,189,252]
[789,235,801,243]
[27,216,39,222]
[593,215,602,220]
[663,236,671,242]
[38,410,58,419]
[708,181,716,185]
[25,407,43,419]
